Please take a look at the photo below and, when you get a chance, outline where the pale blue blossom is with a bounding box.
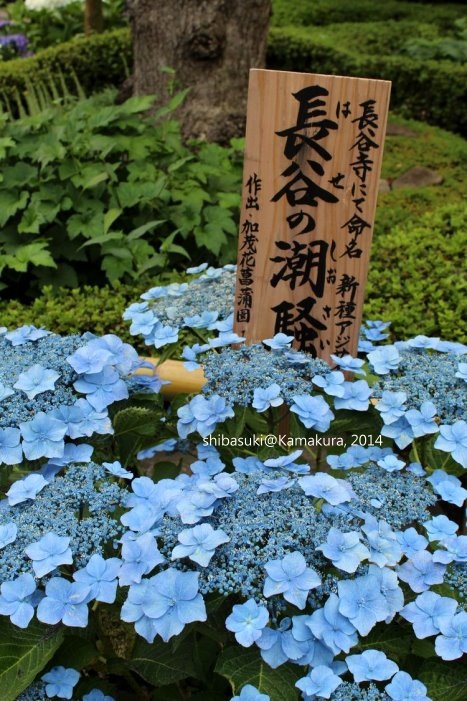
[0,573,38,628]
[263,552,321,609]
[346,650,398,683]
[290,395,334,431]
[330,354,366,375]
[312,371,346,397]
[434,420,467,467]
[317,528,369,573]
[25,532,73,578]
[334,380,371,411]
[435,611,467,660]
[172,523,229,566]
[367,346,401,374]
[397,551,446,592]
[385,671,430,701]
[296,665,342,699]
[252,384,283,412]
[401,591,458,639]
[262,333,294,350]
[0,428,23,465]
[20,412,67,460]
[298,474,354,505]
[6,474,48,506]
[37,578,91,627]
[42,666,80,700]
[226,599,269,647]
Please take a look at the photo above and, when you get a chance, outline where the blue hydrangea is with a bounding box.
[434,611,467,660]
[296,665,342,699]
[263,551,321,609]
[225,598,269,646]
[385,671,430,701]
[202,342,330,407]
[0,572,38,628]
[434,420,467,468]
[231,684,270,701]
[0,462,125,584]
[41,667,80,699]
[346,650,399,683]
[121,569,207,643]
[400,591,458,639]
[372,348,465,423]
[0,329,149,466]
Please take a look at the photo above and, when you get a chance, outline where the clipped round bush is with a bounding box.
[366,204,467,342]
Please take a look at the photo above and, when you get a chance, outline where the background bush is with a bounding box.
[365,203,467,342]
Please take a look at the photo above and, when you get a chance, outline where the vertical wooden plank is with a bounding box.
[233,69,391,363]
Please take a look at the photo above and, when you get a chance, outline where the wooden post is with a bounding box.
[233,69,391,364]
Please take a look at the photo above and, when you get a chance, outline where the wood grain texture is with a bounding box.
[233,69,391,363]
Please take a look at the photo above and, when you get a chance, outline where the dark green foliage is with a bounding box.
[0,28,132,115]
[365,204,467,342]
[267,25,467,135]
[0,89,243,297]
[271,0,465,29]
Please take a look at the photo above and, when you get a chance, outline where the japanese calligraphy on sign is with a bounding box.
[233,69,391,363]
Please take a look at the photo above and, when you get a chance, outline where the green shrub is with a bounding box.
[271,0,465,29]
[364,204,467,342]
[0,28,132,113]
[0,88,243,298]
[267,25,467,134]
[0,276,175,349]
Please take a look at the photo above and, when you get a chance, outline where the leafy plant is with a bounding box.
[0,89,243,298]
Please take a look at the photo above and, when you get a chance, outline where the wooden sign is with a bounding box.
[233,69,391,363]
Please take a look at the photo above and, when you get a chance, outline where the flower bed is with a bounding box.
[0,267,465,700]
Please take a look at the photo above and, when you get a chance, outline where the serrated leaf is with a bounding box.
[4,242,56,272]
[0,190,29,226]
[215,647,299,700]
[0,619,64,700]
[127,635,198,686]
[418,659,467,701]
[114,407,162,465]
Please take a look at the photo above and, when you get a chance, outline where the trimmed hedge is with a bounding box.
[1,18,466,133]
[267,25,467,134]
[271,0,466,29]
[365,203,467,343]
[0,279,151,349]
[0,28,132,112]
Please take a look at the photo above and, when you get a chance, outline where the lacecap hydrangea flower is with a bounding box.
[0,328,152,466]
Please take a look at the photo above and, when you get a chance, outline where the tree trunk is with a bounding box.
[129,0,272,143]
[84,0,104,34]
